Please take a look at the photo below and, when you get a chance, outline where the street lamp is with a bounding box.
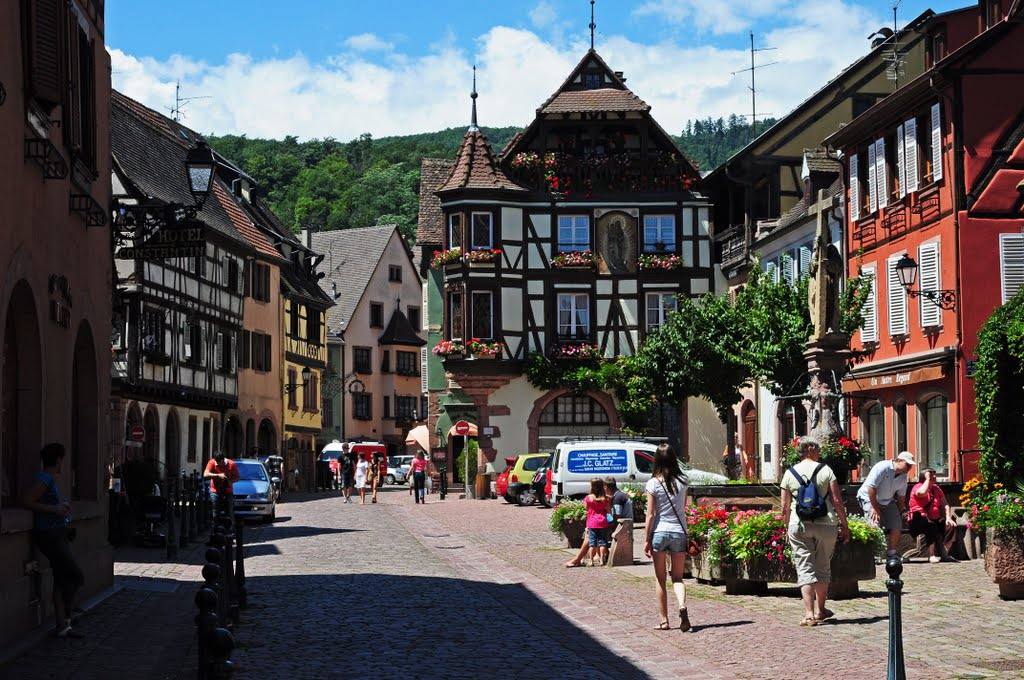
[894,254,957,310]
[284,366,313,394]
[185,141,216,208]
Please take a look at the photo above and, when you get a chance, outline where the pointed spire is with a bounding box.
[589,0,596,50]
[469,65,479,132]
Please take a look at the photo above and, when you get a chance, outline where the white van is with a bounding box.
[548,439,728,503]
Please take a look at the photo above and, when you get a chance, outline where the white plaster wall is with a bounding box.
[485,376,542,469]
[687,396,725,472]
[758,384,780,481]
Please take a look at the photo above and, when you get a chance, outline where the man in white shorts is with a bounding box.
[857,451,914,558]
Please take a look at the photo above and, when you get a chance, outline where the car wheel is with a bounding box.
[387,474,396,485]
[516,489,536,506]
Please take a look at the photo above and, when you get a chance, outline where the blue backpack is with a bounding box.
[788,463,829,520]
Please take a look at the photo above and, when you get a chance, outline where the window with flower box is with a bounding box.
[558,215,590,252]
[557,293,590,339]
[471,213,493,250]
[643,215,676,253]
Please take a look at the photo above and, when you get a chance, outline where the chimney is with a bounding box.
[614,71,626,82]
[300,229,312,249]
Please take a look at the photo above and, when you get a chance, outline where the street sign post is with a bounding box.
[454,420,471,436]
[130,425,146,442]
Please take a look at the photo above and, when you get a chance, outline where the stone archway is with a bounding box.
[165,408,181,477]
[257,419,277,455]
[143,406,161,473]
[2,280,42,504]
[527,389,621,452]
[71,321,99,499]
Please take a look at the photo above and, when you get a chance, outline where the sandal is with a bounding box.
[654,621,671,630]
[679,608,691,633]
[817,608,835,622]
[564,560,581,568]
[799,616,819,627]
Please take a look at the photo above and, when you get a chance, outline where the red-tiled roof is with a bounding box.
[212,182,281,260]
[416,158,455,245]
[438,130,525,193]
[541,88,649,114]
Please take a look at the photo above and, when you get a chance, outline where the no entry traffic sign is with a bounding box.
[130,426,146,442]
[454,420,471,436]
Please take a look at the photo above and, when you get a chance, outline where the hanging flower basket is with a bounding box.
[431,248,462,269]
[552,250,596,269]
[432,339,465,358]
[464,248,501,264]
[638,253,683,271]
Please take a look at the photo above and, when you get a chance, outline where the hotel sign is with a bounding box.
[842,364,946,394]
[117,225,205,260]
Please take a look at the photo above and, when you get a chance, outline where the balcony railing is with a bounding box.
[718,226,749,269]
[506,151,697,197]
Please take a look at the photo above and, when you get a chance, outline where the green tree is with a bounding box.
[975,291,1024,484]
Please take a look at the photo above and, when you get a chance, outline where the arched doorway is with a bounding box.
[257,419,276,455]
[71,322,99,499]
[528,389,621,452]
[165,409,181,477]
[224,416,243,458]
[244,419,256,458]
[2,281,42,505]
[143,406,160,472]
[740,400,757,480]
[778,402,807,451]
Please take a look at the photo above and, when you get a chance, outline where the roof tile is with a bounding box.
[438,130,525,193]
[311,226,399,332]
[541,88,649,114]
[416,158,455,245]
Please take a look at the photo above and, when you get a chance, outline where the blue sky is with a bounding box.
[108,0,972,140]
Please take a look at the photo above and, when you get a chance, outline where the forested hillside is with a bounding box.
[208,115,776,242]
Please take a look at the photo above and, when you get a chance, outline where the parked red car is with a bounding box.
[494,456,517,502]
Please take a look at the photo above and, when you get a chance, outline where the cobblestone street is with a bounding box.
[4,489,1023,680]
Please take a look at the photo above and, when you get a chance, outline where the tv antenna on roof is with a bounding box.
[169,81,212,122]
[869,1,905,87]
[589,0,597,50]
[731,32,779,139]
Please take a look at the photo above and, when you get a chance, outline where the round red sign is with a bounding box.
[130,426,146,442]
[454,420,471,436]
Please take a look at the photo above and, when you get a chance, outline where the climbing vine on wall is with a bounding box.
[975,290,1024,484]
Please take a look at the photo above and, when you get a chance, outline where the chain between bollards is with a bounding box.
[886,556,907,680]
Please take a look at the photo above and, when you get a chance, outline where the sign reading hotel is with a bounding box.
[566,449,628,474]
[117,224,205,260]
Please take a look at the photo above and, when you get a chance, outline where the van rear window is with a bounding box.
[566,449,628,474]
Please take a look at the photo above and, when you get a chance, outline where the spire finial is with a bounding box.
[590,0,596,50]
[469,64,479,131]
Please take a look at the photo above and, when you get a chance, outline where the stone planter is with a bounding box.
[562,518,585,549]
[692,539,876,598]
[985,528,1024,600]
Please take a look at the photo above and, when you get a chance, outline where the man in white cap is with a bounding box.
[857,451,915,558]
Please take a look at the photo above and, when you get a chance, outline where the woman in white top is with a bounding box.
[354,457,369,505]
[643,444,691,632]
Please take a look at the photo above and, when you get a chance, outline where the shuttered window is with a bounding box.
[904,118,919,193]
[781,254,796,286]
[861,265,878,343]
[896,125,906,199]
[931,103,943,182]
[420,347,428,393]
[799,246,812,279]
[887,256,908,337]
[27,0,64,108]
[874,138,888,210]
[1000,233,1024,303]
[918,241,942,328]
[240,330,251,369]
[849,153,861,221]
[766,261,779,283]
[867,144,878,214]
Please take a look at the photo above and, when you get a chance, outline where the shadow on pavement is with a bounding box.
[690,620,754,632]
[245,525,365,544]
[826,615,889,626]
[234,573,654,678]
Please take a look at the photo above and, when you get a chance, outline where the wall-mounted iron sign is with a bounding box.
[116,224,206,260]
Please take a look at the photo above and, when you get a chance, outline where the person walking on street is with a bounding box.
[204,451,240,516]
[340,446,355,504]
[583,478,611,566]
[780,436,851,627]
[858,451,914,559]
[644,444,692,632]
[355,455,369,505]
[410,451,429,504]
[21,443,85,638]
[368,453,381,504]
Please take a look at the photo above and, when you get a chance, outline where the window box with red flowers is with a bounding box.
[638,253,683,271]
[464,248,501,265]
[510,151,541,170]
[431,248,462,269]
[432,339,465,359]
[552,250,596,269]
[782,435,869,484]
[552,343,600,360]
[467,338,501,359]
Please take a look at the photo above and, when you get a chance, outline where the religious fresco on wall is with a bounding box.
[595,210,637,275]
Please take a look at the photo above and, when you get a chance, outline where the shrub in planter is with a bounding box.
[962,479,1024,599]
[549,500,587,548]
[620,483,647,523]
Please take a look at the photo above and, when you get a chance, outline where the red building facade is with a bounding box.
[828,2,1024,480]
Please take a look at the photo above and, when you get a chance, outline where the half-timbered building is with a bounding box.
[424,50,718,475]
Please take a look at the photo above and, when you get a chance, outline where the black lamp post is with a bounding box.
[284,366,313,394]
[185,141,216,208]
[894,253,957,310]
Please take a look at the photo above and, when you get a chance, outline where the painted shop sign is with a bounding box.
[48,274,72,328]
[117,225,206,260]
[841,364,946,393]
[566,448,628,474]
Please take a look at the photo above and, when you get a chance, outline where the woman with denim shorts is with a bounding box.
[643,444,691,632]
[583,478,611,566]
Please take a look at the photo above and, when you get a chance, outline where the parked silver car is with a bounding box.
[232,459,277,521]
[386,455,413,485]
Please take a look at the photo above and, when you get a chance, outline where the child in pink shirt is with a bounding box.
[584,478,611,566]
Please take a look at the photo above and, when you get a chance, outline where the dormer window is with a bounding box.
[928,29,946,67]
[585,72,601,89]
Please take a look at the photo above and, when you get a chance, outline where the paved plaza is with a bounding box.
[3,489,1023,679]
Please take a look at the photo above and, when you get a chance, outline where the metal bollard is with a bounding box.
[886,556,907,680]
[216,517,238,624]
[180,473,190,546]
[234,520,246,608]
[166,479,179,559]
[190,473,199,537]
[207,627,235,679]
[208,535,228,625]
[195,587,218,680]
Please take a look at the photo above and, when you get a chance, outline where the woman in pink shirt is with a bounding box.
[410,451,429,505]
[907,468,957,562]
[584,478,611,566]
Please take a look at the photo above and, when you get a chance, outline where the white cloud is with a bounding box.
[635,0,793,35]
[529,1,558,29]
[111,1,886,149]
[343,33,394,52]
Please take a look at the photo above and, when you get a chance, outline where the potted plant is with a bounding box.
[620,483,647,524]
[430,248,462,269]
[552,250,596,269]
[464,248,501,264]
[638,253,683,271]
[782,435,869,484]
[962,479,1024,599]
[549,500,587,548]
[432,339,465,359]
[466,338,500,359]
[552,343,601,360]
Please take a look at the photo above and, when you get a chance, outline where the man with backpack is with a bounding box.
[780,436,850,627]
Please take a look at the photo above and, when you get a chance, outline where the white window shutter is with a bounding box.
[1000,233,1024,303]
[766,261,778,283]
[849,153,861,222]
[201,324,207,366]
[182,321,191,360]
[875,138,888,209]
[887,256,908,336]
[919,242,942,328]
[896,125,907,199]
[867,144,878,214]
[904,118,919,193]
[782,254,795,286]
[799,246,812,278]
[931,102,943,182]
[861,265,878,343]
[420,347,428,393]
